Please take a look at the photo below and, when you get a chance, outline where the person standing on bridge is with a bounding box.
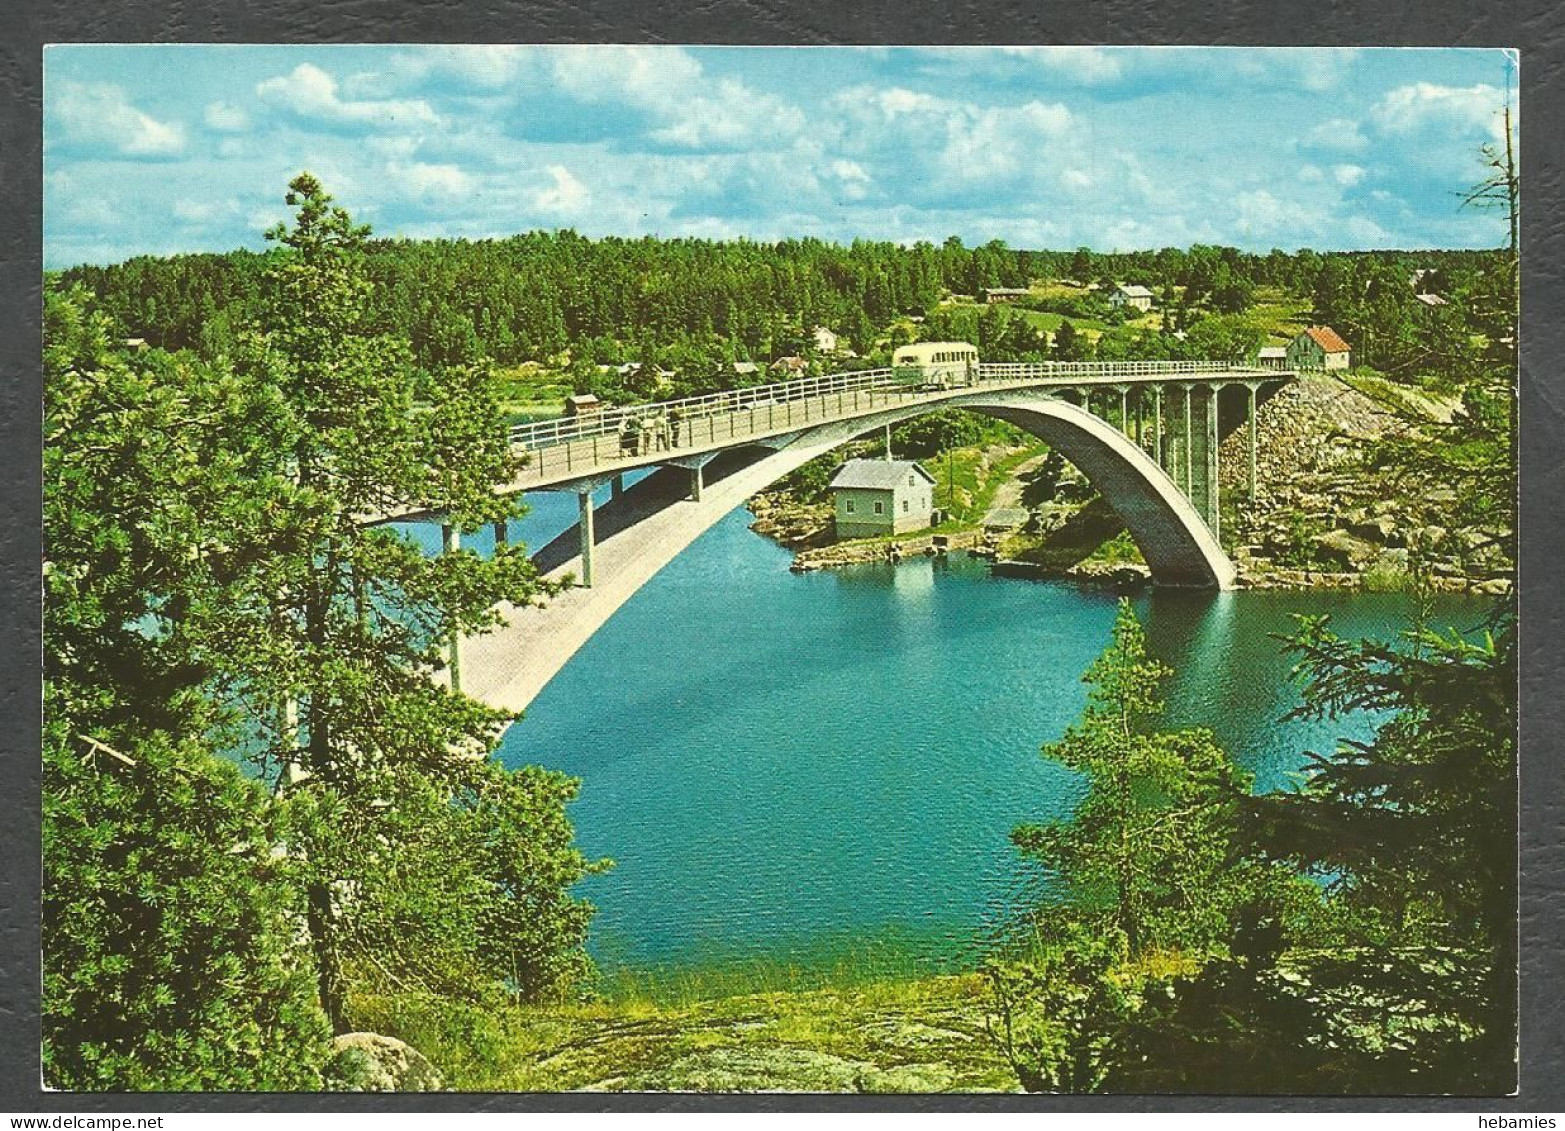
[668,407,682,447]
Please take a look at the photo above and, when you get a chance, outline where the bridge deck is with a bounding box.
[496,362,1287,498]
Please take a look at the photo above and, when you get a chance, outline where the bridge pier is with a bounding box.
[1153,386,1164,468]
[493,519,508,548]
[1245,382,1260,499]
[690,463,703,502]
[1181,384,1195,499]
[1205,383,1222,541]
[611,473,625,500]
[577,490,596,588]
[442,521,463,690]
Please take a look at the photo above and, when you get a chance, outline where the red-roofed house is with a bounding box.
[1287,325,1352,371]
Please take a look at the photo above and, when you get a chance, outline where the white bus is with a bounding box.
[892,341,979,388]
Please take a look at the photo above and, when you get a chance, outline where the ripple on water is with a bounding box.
[496,509,1486,971]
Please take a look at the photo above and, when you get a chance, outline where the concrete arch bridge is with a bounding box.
[391,362,1292,715]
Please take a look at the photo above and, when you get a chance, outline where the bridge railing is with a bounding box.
[508,359,1277,454]
[509,367,899,451]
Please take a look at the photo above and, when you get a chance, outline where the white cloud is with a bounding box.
[383,46,539,93]
[1060,168,1092,190]
[549,45,704,108]
[1304,117,1369,153]
[1012,46,1124,84]
[203,101,249,132]
[1332,163,1366,187]
[1346,215,1393,245]
[172,197,241,225]
[256,63,440,132]
[391,162,474,198]
[1371,82,1506,140]
[648,78,807,150]
[51,82,185,157]
[534,165,589,214]
[1299,164,1325,182]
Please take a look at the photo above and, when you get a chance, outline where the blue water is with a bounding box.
[404,501,1486,972]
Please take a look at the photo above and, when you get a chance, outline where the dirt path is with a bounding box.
[982,451,1051,527]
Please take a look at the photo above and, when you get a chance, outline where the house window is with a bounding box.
[845,499,855,514]
[907,475,916,486]
[874,500,884,515]
[902,499,909,513]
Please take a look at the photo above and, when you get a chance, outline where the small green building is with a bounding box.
[829,458,937,539]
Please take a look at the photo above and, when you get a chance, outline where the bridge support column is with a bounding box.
[493,519,508,548]
[884,423,893,461]
[577,490,596,588]
[1153,386,1164,468]
[442,522,463,691]
[1205,384,1222,541]
[689,463,703,502]
[1117,385,1130,436]
[611,474,625,500]
[1182,384,1194,500]
[1245,382,1260,499]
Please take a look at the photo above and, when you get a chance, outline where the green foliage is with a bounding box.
[42,705,329,1090]
[1254,610,1518,1091]
[1010,602,1253,956]
[985,928,1140,1093]
[44,175,603,1085]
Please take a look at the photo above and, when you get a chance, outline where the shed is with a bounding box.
[1257,345,1288,368]
[828,459,937,539]
[564,393,603,418]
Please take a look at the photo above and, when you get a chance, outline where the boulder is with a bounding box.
[323,1032,444,1092]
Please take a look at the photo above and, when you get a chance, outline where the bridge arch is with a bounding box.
[457,391,1234,716]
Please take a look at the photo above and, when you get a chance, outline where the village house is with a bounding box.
[770,356,809,377]
[731,360,760,378]
[811,326,840,353]
[1287,325,1353,371]
[1108,283,1155,311]
[982,286,1030,304]
[829,459,937,539]
[564,393,603,418]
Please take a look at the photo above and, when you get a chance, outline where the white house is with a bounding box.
[812,326,840,353]
[1257,345,1288,369]
[1109,283,1155,311]
[1286,325,1353,371]
[829,459,937,539]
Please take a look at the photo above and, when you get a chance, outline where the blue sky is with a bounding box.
[43,45,1515,269]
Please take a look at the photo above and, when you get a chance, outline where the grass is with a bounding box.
[346,960,1020,1093]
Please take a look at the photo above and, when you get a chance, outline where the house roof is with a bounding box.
[829,459,936,491]
[1301,325,1352,353]
[732,361,759,373]
[1415,293,1448,307]
[1116,284,1154,298]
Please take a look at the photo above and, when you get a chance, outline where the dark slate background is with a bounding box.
[2,0,1559,1113]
